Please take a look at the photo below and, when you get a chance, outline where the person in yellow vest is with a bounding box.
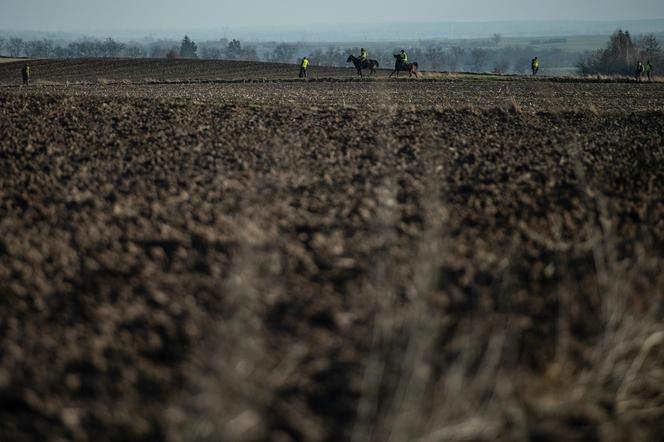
[400,49,408,67]
[359,48,368,63]
[21,64,31,85]
[531,57,540,75]
[299,57,309,78]
[645,60,654,82]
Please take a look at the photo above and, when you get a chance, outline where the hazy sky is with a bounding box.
[1,0,663,30]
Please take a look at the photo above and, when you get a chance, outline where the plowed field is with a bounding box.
[1,59,663,442]
[0,59,356,83]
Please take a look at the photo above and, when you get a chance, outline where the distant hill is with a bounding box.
[222,19,664,42]
[2,19,664,42]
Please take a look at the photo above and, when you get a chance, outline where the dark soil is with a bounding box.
[0,59,356,84]
[1,61,663,442]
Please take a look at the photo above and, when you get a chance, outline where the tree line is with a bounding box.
[0,37,130,58]
[0,31,660,76]
[0,35,259,61]
[577,30,662,75]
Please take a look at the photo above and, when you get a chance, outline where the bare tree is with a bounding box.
[470,48,489,72]
[447,47,464,72]
[7,38,24,57]
[101,38,125,57]
[24,39,55,58]
[0,38,5,56]
[199,40,227,59]
[493,60,509,74]
[269,43,298,63]
[166,47,180,59]
[67,40,103,57]
[124,45,146,58]
[513,55,531,74]
[309,47,345,67]
[225,39,257,61]
[148,39,179,58]
[199,45,221,59]
[638,34,662,64]
[425,45,445,71]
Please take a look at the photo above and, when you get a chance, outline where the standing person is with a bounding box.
[299,57,309,79]
[635,61,644,82]
[21,64,31,85]
[645,60,654,82]
[531,57,540,75]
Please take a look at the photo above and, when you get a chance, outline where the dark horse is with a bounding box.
[346,55,380,77]
[389,55,419,78]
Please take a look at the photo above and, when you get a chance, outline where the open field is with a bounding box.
[0,57,27,64]
[1,59,663,441]
[0,59,357,83]
[1,58,662,86]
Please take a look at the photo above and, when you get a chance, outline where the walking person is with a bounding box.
[645,60,654,82]
[635,61,644,82]
[299,57,309,79]
[21,64,31,85]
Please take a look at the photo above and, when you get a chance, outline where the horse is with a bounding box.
[389,55,419,78]
[346,55,380,77]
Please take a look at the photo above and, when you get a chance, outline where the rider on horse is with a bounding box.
[347,51,378,76]
[400,50,408,67]
[389,50,418,78]
[359,48,368,64]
